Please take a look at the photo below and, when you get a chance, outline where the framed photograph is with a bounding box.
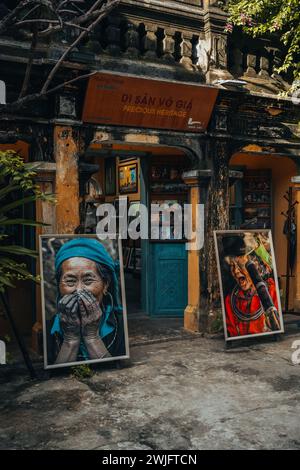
[39,235,129,369]
[105,157,116,196]
[214,230,284,341]
[118,162,138,194]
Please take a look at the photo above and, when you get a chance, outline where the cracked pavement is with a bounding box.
[1,329,300,450]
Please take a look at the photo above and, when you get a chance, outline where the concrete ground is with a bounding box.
[1,321,300,450]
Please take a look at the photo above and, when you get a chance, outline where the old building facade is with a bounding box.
[0,0,300,349]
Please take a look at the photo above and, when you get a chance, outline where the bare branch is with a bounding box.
[64,22,89,32]
[45,71,97,95]
[0,71,96,114]
[40,0,121,94]
[15,19,61,27]
[0,0,121,113]
[58,0,85,9]
[36,9,104,37]
[0,0,32,35]
[19,4,41,22]
[19,27,38,99]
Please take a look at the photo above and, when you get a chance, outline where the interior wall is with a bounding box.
[231,152,297,307]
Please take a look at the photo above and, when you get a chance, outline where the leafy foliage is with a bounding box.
[0,150,55,292]
[71,364,94,380]
[226,0,300,86]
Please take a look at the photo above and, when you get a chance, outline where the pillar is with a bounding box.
[31,163,56,354]
[54,126,80,233]
[205,139,231,331]
[182,171,201,332]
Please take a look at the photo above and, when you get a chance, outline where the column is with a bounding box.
[54,125,80,233]
[205,140,230,332]
[182,171,201,332]
[31,163,56,353]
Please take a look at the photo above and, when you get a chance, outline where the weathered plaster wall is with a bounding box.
[54,126,80,234]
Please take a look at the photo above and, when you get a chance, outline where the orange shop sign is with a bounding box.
[82,72,219,132]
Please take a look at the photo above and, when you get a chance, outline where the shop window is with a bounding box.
[243,169,272,229]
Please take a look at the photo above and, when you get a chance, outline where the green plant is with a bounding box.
[71,364,94,380]
[209,313,224,334]
[226,0,300,86]
[0,150,55,292]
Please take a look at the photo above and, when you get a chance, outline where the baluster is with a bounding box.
[259,55,270,78]
[230,47,243,76]
[180,32,194,70]
[245,53,257,76]
[143,23,158,59]
[214,35,228,69]
[272,48,282,77]
[124,22,140,58]
[84,28,102,55]
[162,28,175,63]
[105,16,121,56]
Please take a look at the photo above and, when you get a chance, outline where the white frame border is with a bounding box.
[213,229,284,342]
[39,234,130,370]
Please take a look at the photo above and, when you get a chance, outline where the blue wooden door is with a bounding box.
[149,242,188,316]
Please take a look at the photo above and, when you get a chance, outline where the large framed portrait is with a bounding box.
[39,235,129,369]
[214,230,284,341]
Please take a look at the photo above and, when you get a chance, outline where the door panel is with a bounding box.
[150,243,188,316]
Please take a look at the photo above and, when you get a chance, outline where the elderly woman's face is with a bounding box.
[59,257,107,302]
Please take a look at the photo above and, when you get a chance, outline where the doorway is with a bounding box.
[82,143,190,318]
[229,152,297,310]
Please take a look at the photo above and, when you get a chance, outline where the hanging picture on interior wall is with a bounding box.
[118,162,138,194]
[39,235,129,369]
[214,230,284,341]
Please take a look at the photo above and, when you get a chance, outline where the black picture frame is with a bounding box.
[118,162,138,194]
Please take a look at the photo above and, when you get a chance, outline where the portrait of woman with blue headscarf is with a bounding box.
[41,236,128,367]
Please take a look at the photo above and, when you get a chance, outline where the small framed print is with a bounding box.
[40,235,129,369]
[214,229,284,341]
[118,162,138,194]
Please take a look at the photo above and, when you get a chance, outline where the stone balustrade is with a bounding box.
[228,35,283,81]
[93,16,203,74]
[78,14,285,86]
[0,0,287,89]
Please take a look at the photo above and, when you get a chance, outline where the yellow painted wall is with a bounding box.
[231,152,297,307]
